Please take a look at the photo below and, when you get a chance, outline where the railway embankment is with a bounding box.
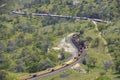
[53,33,87,73]
[53,33,78,58]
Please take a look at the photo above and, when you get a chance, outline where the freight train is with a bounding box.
[20,33,86,80]
[11,11,108,23]
[71,34,86,52]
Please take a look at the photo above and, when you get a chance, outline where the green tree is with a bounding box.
[0,0,14,14]
[0,70,8,80]
[114,57,120,73]
[91,38,99,48]
[0,54,10,69]
[94,75,112,80]
[103,60,113,72]
[86,55,97,72]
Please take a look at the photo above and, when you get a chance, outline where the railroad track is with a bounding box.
[10,11,109,23]
[28,50,87,80]
[10,11,108,80]
[19,34,86,80]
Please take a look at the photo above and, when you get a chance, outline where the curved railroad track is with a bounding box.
[20,34,87,80]
[10,11,108,80]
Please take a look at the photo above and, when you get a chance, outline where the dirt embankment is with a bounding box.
[53,33,87,73]
[53,33,78,57]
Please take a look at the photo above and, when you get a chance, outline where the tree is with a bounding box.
[94,75,112,80]
[114,57,120,73]
[0,42,5,53]
[6,40,16,53]
[87,22,94,29]
[27,62,38,73]
[58,48,65,60]
[0,54,10,69]
[41,41,49,54]
[0,0,14,14]
[103,60,113,72]
[0,70,8,80]
[86,36,93,42]
[86,55,97,72]
[15,64,25,72]
[79,30,84,35]
[91,38,99,48]
[0,70,18,80]
[37,59,55,72]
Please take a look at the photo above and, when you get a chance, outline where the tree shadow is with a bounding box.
[60,73,69,78]
[113,72,120,74]
[115,76,120,78]
[113,72,120,78]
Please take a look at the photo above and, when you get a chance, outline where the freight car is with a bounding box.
[20,33,86,80]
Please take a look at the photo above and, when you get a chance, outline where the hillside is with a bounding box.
[0,0,120,80]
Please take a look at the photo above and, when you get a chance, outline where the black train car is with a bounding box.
[71,34,86,53]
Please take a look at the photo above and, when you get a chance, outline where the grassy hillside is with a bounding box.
[0,0,120,80]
